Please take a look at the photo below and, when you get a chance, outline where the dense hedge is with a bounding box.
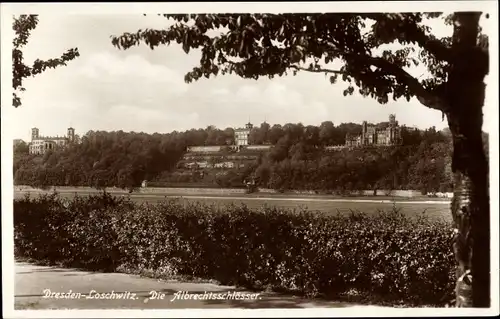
[14,193,455,306]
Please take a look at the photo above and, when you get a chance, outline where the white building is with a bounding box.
[234,122,253,147]
[186,146,222,153]
[214,161,235,168]
[246,145,273,151]
[29,127,76,155]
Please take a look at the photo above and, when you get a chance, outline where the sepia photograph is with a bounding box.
[1,1,499,318]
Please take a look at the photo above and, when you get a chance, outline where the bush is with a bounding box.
[14,193,455,306]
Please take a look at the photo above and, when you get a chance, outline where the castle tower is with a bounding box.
[67,127,75,142]
[388,114,397,144]
[31,127,39,141]
[389,114,396,127]
[362,121,367,145]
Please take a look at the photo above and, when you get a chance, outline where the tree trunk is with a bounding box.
[448,122,489,307]
[446,12,490,308]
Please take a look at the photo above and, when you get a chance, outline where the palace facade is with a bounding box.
[29,127,77,155]
[345,114,402,147]
[234,122,254,147]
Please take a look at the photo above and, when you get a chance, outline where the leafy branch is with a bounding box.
[12,14,80,107]
[111,13,462,112]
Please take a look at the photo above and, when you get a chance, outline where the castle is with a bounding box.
[185,122,260,153]
[234,122,253,147]
[182,122,272,169]
[183,116,403,168]
[345,114,402,147]
[28,127,77,155]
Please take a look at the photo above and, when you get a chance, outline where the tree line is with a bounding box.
[208,124,458,194]
[13,122,488,194]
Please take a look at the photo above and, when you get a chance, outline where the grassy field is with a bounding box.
[14,188,452,222]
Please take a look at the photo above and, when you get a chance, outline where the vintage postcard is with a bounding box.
[1,1,499,318]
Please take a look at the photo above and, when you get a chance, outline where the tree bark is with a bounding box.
[448,118,489,307]
[446,12,490,308]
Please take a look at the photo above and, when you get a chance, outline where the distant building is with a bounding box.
[345,114,402,147]
[183,122,264,169]
[324,145,346,151]
[234,122,253,147]
[29,127,77,155]
[13,139,25,147]
[186,145,223,153]
[246,145,272,151]
[185,122,255,154]
[214,161,235,168]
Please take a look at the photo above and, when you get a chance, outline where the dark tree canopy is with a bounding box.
[111,13,488,113]
[12,14,80,107]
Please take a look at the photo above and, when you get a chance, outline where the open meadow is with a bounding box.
[14,188,452,222]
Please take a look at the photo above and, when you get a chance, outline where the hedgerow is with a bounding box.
[14,192,455,306]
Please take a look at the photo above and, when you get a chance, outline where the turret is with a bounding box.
[31,127,39,141]
[389,114,396,126]
[361,121,367,144]
[67,127,75,142]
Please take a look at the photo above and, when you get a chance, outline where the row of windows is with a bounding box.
[31,140,67,145]
[30,145,54,150]
[235,132,250,138]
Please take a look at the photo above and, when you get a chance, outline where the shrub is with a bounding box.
[14,193,455,306]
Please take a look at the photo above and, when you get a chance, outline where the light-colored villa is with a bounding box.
[29,127,77,155]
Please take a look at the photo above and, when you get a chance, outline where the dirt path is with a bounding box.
[14,262,383,310]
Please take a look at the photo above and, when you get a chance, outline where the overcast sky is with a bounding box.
[2,4,496,141]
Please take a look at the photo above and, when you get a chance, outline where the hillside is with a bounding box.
[13,121,489,194]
